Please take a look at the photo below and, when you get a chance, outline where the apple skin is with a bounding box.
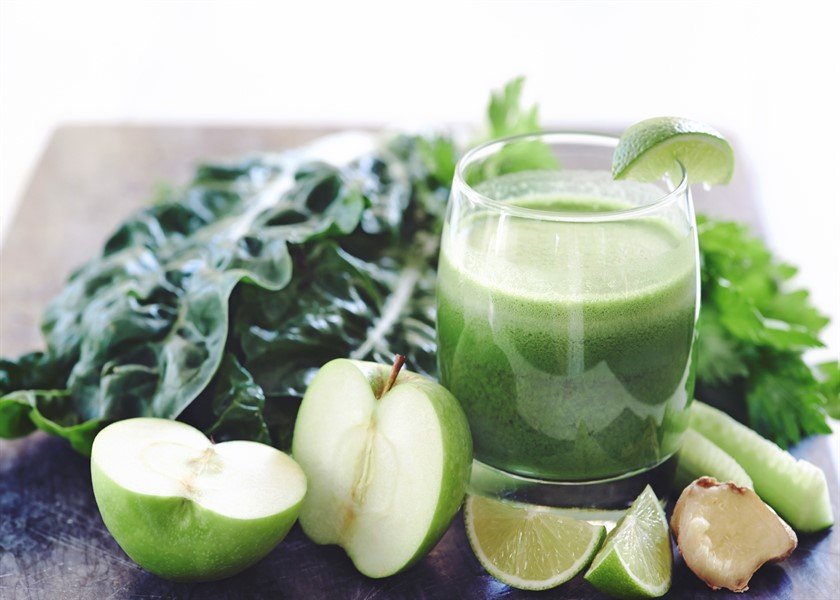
[293,358,473,577]
[388,364,473,570]
[91,464,302,581]
[90,419,306,583]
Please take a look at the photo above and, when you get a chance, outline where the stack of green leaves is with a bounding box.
[0,144,450,453]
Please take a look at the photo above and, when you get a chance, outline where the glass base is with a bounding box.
[469,454,677,521]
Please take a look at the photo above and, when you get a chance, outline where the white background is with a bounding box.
[2,0,838,361]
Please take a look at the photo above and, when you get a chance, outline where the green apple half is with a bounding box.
[91,418,306,581]
[292,357,473,578]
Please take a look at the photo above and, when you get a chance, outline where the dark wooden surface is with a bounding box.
[1,126,838,600]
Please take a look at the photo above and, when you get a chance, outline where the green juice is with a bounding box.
[437,180,697,481]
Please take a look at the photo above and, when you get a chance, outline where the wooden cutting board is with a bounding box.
[1,125,838,600]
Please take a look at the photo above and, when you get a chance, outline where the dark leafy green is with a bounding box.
[0,142,448,453]
[206,352,271,444]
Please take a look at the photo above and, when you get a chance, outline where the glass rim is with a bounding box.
[453,131,689,222]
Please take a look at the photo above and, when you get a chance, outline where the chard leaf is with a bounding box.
[0,129,447,452]
[0,351,67,394]
[0,352,75,439]
[206,353,271,445]
[0,149,377,452]
[0,393,37,438]
[233,240,437,402]
[0,389,101,454]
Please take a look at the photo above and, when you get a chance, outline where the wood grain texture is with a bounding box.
[1,126,836,600]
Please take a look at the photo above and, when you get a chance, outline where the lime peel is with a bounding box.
[464,494,606,591]
[584,485,672,599]
[612,116,734,185]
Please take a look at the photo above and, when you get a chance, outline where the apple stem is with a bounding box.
[379,354,406,399]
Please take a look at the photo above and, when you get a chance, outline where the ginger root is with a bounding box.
[671,477,797,592]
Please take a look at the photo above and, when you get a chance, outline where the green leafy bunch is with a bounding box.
[0,148,448,453]
[695,216,838,445]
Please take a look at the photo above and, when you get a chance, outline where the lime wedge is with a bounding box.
[464,494,606,591]
[584,485,672,598]
[612,116,734,184]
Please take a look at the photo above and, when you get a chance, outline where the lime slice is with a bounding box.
[612,116,734,184]
[464,494,606,591]
[584,485,672,598]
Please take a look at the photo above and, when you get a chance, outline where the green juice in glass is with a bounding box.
[436,174,697,482]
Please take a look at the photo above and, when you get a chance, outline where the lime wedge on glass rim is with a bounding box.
[464,494,606,591]
[612,116,734,184]
[584,485,672,599]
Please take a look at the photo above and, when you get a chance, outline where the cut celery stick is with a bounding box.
[675,428,753,490]
[690,401,834,532]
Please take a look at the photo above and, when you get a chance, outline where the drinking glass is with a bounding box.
[436,132,699,511]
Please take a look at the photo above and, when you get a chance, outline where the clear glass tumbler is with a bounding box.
[436,132,699,511]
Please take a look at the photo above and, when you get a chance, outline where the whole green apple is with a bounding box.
[292,356,473,578]
[91,418,306,581]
